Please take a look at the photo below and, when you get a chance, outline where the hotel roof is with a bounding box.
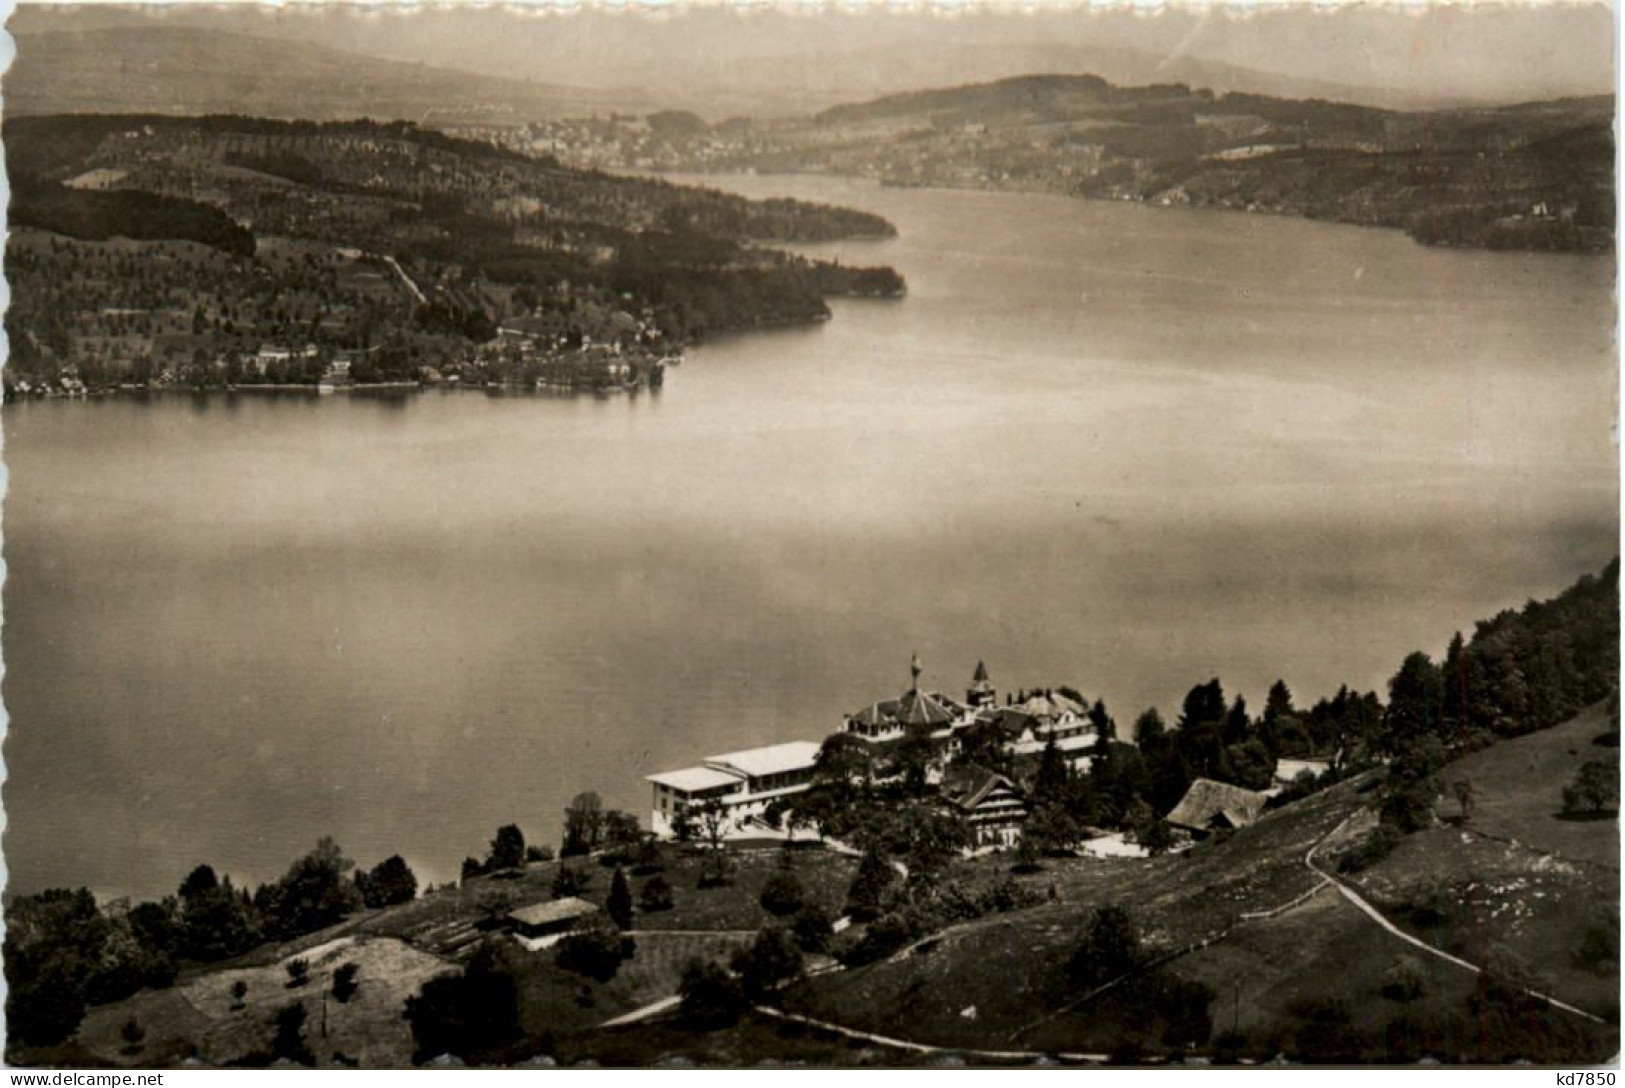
[646,765,743,793]
[705,740,821,778]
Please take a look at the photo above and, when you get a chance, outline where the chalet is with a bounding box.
[1166,778,1270,837]
[647,740,821,839]
[507,897,599,944]
[940,763,1029,849]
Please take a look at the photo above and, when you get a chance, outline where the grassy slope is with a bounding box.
[58,841,857,1067]
[778,718,1620,1062]
[784,774,1375,1050]
[1351,703,1620,1018]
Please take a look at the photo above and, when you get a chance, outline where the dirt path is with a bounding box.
[1305,814,1608,1025]
[754,1005,1110,1063]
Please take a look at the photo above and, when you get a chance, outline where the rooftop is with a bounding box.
[705,740,821,779]
[646,765,743,793]
[508,896,599,928]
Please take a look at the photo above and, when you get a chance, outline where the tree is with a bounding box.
[1025,803,1081,855]
[258,837,363,941]
[461,857,485,882]
[230,979,250,1010]
[759,871,807,917]
[813,733,873,790]
[487,825,526,872]
[1068,904,1141,988]
[357,855,418,908]
[607,868,634,931]
[1034,735,1070,806]
[895,725,938,793]
[271,1002,314,1066]
[404,939,521,1063]
[695,798,731,850]
[639,874,675,913]
[731,926,804,1001]
[1563,761,1618,815]
[284,958,310,988]
[678,958,745,1029]
[1134,707,1168,748]
[563,792,604,857]
[1384,652,1445,756]
[602,811,643,859]
[332,962,360,1003]
[845,845,895,921]
[1088,699,1117,743]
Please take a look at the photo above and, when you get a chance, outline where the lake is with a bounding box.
[3,176,1615,900]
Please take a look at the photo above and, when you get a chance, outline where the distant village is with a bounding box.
[646,658,1328,856]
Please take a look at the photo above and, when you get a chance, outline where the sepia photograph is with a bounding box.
[0,0,1617,1070]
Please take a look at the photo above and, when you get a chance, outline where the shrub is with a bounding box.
[284,958,310,989]
[844,847,895,921]
[230,979,249,1010]
[759,871,807,917]
[271,1003,314,1066]
[838,912,917,968]
[554,925,635,983]
[698,849,738,890]
[607,868,634,931]
[332,963,360,1003]
[524,845,555,864]
[730,926,804,1000]
[639,875,675,913]
[119,1015,146,1056]
[1337,825,1403,874]
[790,902,835,954]
[678,958,745,1029]
[1067,904,1141,988]
[551,865,591,899]
[1380,956,1425,1003]
[1562,761,1619,815]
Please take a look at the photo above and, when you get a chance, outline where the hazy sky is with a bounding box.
[10,2,1616,108]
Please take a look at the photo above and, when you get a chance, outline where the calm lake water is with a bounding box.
[4,176,1616,900]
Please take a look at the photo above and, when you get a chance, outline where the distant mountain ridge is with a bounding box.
[5,26,654,123]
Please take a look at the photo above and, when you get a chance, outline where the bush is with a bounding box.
[790,902,835,954]
[230,979,249,1010]
[524,845,555,864]
[552,865,591,899]
[403,940,520,1064]
[759,871,807,917]
[1380,956,1425,1003]
[554,925,635,983]
[1067,904,1141,988]
[698,849,738,890]
[678,958,746,1029]
[119,1015,146,1056]
[844,847,895,921]
[1562,761,1619,815]
[607,868,634,931]
[639,875,675,913]
[332,963,360,1003]
[1337,825,1403,874]
[271,1003,314,1066]
[730,926,804,1000]
[284,958,310,989]
[838,912,917,968]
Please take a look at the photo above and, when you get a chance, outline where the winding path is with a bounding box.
[1303,814,1607,1025]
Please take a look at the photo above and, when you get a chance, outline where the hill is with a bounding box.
[608,74,1614,254]
[5,27,650,124]
[1,113,903,395]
